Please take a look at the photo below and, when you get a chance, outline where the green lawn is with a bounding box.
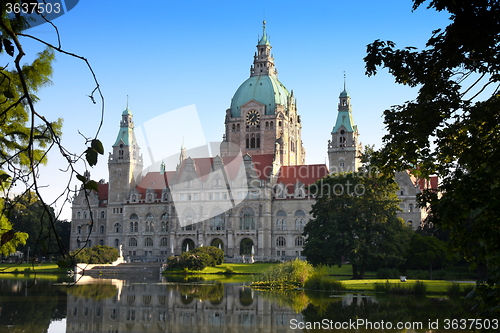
[0,263,64,273]
[200,263,275,274]
[341,279,474,293]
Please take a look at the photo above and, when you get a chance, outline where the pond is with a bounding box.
[0,274,478,332]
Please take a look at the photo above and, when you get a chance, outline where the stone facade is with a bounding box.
[70,23,430,262]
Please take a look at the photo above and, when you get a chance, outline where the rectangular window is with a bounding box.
[180,194,186,201]
[194,193,199,201]
[215,193,220,200]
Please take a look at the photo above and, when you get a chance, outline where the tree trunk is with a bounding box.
[359,261,367,279]
[352,263,359,279]
[429,263,433,280]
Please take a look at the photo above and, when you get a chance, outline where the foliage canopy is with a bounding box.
[364,0,500,321]
[303,167,407,279]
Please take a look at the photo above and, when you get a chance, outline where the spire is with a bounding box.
[179,138,186,164]
[160,160,165,175]
[258,20,271,46]
[252,21,275,77]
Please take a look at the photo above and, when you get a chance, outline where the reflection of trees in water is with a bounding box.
[258,289,312,313]
[302,293,475,331]
[0,279,67,332]
[179,283,224,304]
[239,287,253,306]
[67,283,118,300]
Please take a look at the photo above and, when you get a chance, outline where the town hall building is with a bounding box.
[70,22,430,262]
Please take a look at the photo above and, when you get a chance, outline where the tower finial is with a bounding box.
[343,71,346,91]
[263,20,266,37]
[127,95,129,109]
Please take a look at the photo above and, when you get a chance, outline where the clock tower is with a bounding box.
[221,21,305,166]
[327,85,362,173]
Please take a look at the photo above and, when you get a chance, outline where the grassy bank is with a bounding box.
[0,263,66,274]
[342,279,475,294]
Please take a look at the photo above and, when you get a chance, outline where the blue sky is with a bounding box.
[16,0,451,219]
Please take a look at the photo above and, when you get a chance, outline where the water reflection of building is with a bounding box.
[66,279,304,333]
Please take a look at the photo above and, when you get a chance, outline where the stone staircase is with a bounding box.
[82,262,166,277]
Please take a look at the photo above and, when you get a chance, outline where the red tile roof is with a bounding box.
[98,182,109,206]
[277,164,329,189]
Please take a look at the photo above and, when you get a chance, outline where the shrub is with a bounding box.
[224,266,234,275]
[166,246,224,272]
[181,251,211,271]
[71,245,119,264]
[406,270,428,280]
[257,259,314,287]
[377,268,401,279]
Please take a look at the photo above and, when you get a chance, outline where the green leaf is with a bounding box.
[91,139,104,155]
[85,148,98,166]
[84,180,99,192]
[3,88,14,99]
[2,39,14,57]
[76,174,86,183]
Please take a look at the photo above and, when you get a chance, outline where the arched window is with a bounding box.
[100,211,105,219]
[134,222,138,232]
[145,238,153,247]
[130,222,134,232]
[408,220,413,227]
[145,222,150,232]
[295,236,304,247]
[239,208,255,230]
[237,124,240,131]
[232,124,235,131]
[99,240,104,246]
[114,239,119,247]
[210,211,226,231]
[146,213,153,219]
[114,223,121,233]
[100,225,105,234]
[83,212,87,219]
[161,213,169,220]
[147,194,153,202]
[130,213,139,220]
[129,238,137,247]
[161,238,168,247]
[276,210,286,230]
[77,212,81,219]
[256,134,260,148]
[246,135,249,149]
[161,222,168,232]
[409,204,414,212]
[250,137,255,148]
[150,222,154,232]
[295,210,306,230]
[77,226,82,234]
[88,240,92,247]
[276,236,286,247]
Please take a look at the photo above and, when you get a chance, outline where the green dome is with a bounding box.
[339,89,350,98]
[230,75,290,117]
[122,106,132,115]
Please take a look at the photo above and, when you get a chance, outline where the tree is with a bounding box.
[6,191,70,258]
[303,169,406,279]
[0,2,104,257]
[404,233,448,280]
[364,0,500,320]
[71,245,119,264]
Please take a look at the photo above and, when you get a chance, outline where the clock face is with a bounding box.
[246,110,260,125]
